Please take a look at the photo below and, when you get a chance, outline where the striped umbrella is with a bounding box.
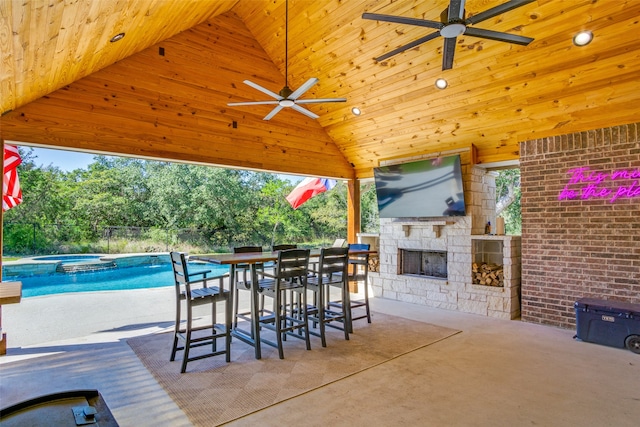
[3,144,23,212]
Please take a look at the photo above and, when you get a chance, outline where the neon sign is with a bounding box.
[558,167,640,203]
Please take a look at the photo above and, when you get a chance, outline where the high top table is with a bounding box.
[192,248,375,359]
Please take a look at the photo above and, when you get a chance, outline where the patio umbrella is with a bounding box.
[3,144,23,212]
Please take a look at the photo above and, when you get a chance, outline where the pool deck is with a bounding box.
[1,281,639,426]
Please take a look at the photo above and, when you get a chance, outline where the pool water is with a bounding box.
[13,262,229,298]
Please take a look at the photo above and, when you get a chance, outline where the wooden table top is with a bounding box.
[192,249,376,265]
[0,281,22,305]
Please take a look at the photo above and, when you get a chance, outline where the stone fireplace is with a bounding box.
[367,151,522,319]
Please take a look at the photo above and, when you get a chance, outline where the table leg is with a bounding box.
[229,265,238,330]
[1,305,6,355]
[250,263,261,359]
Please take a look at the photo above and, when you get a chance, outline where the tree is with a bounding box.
[70,157,151,232]
[360,182,380,233]
[495,169,521,234]
[2,149,385,254]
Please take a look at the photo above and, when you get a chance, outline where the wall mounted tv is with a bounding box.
[373,154,466,218]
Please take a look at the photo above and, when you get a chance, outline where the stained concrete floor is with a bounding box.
[1,284,638,426]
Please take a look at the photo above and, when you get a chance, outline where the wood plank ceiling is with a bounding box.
[1,0,639,179]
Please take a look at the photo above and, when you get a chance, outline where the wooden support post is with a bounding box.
[346,179,361,245]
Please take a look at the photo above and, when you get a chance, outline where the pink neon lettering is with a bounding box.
[558,186,577,200]
[610,180,640,203]
[611,169,640,180]
[559,166,640,203]
[566,167,609,184]
[581,184,611,199]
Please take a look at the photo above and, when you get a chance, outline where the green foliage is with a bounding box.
[2,148,381,255]
[2,148,523,256]
[361,182,380,233]
[495,169,521,234]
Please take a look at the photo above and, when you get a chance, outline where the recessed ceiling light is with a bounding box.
[435,78,448,90]
[573,31,593,46]
[351,107,362,116]
[110,33,125,43]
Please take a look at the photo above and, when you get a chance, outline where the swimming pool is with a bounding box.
[12,262,230,298]
[31,255,104,264]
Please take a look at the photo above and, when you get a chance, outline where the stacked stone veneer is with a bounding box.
[370,151,522,319]
[520,122,640,328]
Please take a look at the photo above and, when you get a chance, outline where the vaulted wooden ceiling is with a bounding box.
[1,0,639,179]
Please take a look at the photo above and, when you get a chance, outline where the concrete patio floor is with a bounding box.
[1,283,638,426]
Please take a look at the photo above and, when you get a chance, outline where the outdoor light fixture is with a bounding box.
[435,78,448,89]
[110,33,125,43]
[352,107,362,116]
[573,31,593,46]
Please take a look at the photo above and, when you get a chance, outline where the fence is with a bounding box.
[1,223,226,256]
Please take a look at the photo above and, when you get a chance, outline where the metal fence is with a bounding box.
[1,223,227,256]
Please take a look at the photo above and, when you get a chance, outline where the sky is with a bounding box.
[25,146,302,182]
[29,147,102,172]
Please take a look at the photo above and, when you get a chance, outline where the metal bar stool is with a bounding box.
[170,252,231,373]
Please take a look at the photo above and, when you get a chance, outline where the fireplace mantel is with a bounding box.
[393,220,456,238]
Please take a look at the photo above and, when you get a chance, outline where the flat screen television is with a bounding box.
[373,154,466,218]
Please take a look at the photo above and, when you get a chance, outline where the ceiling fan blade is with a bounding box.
[228,100,279,106]
[375,31,441,62]
[243,80,283,100]
[263,105,285,121]
[296,98,347,104]
[362,13,443,30]
[464,27,533,45]
[466,0,536,25]
[442,37,457,70]
[291,104,319,119]
[448,0,466,21]
[289,78,318,100]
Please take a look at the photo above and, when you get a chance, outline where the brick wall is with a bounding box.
[520,122,640,328]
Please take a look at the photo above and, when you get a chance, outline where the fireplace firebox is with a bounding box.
[398,249,447,278]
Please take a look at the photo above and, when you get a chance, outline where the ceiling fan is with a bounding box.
[362,0,535,70]
[228,0,346,120]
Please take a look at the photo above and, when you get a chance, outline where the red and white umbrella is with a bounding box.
[3,144,23,212]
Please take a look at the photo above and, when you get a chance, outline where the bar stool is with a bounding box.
[255,248,311,359]
[306,247,350,346]
[329,243,372,331]
[169,252,231,373]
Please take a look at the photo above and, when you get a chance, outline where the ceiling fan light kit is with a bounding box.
[227,0,346,120]
[362,0,536,70]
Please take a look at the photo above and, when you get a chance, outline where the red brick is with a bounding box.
[520,122,640,329]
